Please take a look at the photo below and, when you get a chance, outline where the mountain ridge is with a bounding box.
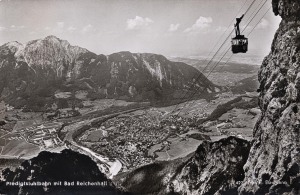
[0,35,218,111]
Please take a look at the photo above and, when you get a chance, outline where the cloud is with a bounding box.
[168,23,180,32]
[56,22,64,28]
[0,25,25,32]
[126,16,153,30]
[67,26,76,32]
[184,16,212,33]
[81,24,95,33]
[0,26,7,31]
[257,18,269,29]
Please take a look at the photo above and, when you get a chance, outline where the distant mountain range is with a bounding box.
[169,57,261,73]
[169,53,265,67]
[0,35,219,111]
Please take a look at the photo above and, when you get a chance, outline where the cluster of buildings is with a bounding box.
[19,123,63,149]
[80,112,203,170]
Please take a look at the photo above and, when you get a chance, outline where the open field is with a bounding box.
[1,140,40,159]
[208,72,257,86]
[79,99,137,115]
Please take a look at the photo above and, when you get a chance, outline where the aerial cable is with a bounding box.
[163,28,234,118]
[215,5,271,89]
[161,0,260,119]
[244,0,258,16]
[241,0,269,33]
[217,0,270,72]
[191,1,270,101]
[203,0,256,70]
[201,0,257,70]
[176,47,233,117]
[203,0,257,67]
[218,5,272,73]
[174,1,270,117]
[176,5,272,118]
[201,0,249,66]
[200,0,268,89]
[244,0,265,25]
[184,0,258,85]
[174,0,253,100]
[247,6,272,35]
[168,26,237,117]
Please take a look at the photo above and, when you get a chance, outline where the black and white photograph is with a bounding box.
[0,0,299,194]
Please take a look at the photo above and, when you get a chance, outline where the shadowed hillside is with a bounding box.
[0,149,126,195]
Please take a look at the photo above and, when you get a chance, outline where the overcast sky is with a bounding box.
[0,0,281,58]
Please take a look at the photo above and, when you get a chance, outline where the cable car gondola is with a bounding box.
[232,35,248,53]
[232,14,248,54]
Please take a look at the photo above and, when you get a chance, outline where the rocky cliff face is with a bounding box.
[0,36,217,110]
[239,0,300,194]
[169,137,250,195]
[118,137,250,195]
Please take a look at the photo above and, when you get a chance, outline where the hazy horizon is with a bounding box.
[1,0,281,58]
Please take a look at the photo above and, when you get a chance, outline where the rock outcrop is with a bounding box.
[118,137,250,195]
[169,137,250,195]
[239,0,300,194]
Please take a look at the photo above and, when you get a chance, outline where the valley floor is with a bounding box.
[0,90,259,177]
